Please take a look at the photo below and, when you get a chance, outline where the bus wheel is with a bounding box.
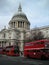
[41,55,46,60]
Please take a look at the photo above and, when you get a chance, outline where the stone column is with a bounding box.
[17,21,18,28]
[0,41,2,47]
[14,22,15,28]
[21,22,23,28]
[23,22,24,28]
[20,31,24,56]
[1,41,3,47]
[22,22,24,28]
[15,22,16,28]
[24,22,25,28]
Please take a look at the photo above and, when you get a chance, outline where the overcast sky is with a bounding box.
[0,0,49,30]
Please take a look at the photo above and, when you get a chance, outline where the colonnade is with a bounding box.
[10,21,30,29]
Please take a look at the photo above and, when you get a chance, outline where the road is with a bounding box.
[0,55,49,65]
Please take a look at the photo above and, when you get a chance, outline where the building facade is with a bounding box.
[25,26,49,41]
[0,4,30,53]
[0,4,49,54]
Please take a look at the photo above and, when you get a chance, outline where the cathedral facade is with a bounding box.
[0,4,30,52]
[0,4,49,53]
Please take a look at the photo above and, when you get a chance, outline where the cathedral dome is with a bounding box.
[9,4,30,30]
[13,12,27,19]
[12,4,28,21]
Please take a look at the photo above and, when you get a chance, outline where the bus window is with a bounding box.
[41,49,49,52]
[36,50,40,52]
[33,50,36,52]
[36,41,44,44]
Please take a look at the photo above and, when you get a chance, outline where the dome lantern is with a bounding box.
[18,3,22,12]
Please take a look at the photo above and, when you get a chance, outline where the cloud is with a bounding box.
[36,0,49,10]
[0,16,11,29]
[0,0,20,15]
[0,0,49,30]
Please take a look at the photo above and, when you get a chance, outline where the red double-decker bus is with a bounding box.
[0,47,3,54]
[24,39,49,59]
[2,47,6,55]
[0,47,6,55]
[5,45,20,56]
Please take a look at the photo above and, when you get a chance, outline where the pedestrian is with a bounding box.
[21,51,23,55]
